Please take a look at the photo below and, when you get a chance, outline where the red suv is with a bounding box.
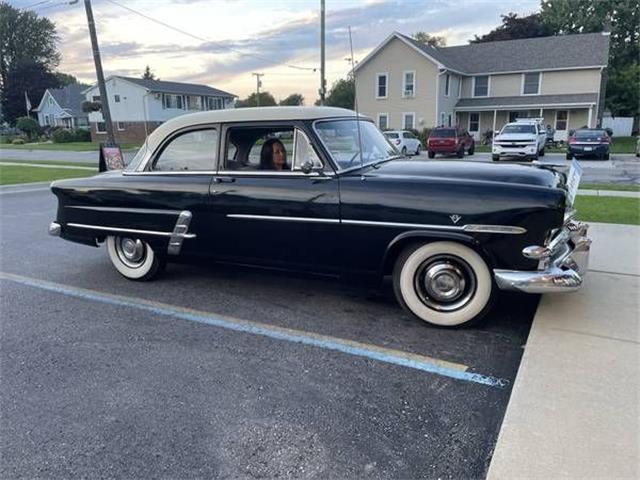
[427,127,475,158]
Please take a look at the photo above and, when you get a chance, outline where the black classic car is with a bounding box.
[49,107,590,327]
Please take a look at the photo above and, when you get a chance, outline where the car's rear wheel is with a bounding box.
[401,146,407,156]
[603,152,610,160]
[415,144,421,155]
[106,235,165,281]
[491,154,499,161]
[456,147,464,158]
[468,142,475,155]
[566,152,573,160]
[428,150,435,159]
[539,147,545,157]
[392,241,493,327]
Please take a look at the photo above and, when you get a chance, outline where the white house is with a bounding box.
[84,76,236,142]
[34,84,89,129]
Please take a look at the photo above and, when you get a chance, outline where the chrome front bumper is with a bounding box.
[494,219,591,293]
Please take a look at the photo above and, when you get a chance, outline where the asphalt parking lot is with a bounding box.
[0,186,539,478]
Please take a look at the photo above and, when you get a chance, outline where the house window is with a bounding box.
[163,93,183,109]
[458,78,462,98]
[444,74,450,97]
[447,114,452,127]
[186,95,202,110]
[440,112,446,126]
[117,121,125,131]
[469,113,480,132]
[402,71,415,97]
[96,122,106,133]
[114,94,121,103]
[207,97,224,110]
[377,113,388,130]
[376,73,388,99]
[48,97,53,106]
[522,72,540,95]
[556,110,568,130]
[473,76,489,97]
[403,113,415,130]
[92,95,101,102]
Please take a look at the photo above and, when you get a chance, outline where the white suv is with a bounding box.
[383,130,422,156]
[492,118,546,161]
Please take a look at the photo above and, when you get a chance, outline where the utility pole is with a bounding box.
[252,73,264,107]
[84,0,116,145]
[319,0,326,105]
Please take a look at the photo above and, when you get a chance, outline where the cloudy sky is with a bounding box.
[13,0,539,103]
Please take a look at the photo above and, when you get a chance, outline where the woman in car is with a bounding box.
[260,138,289,170]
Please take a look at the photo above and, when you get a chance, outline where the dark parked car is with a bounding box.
[49,107,590,328]
[567,129,610,160]
[427,127,475,158]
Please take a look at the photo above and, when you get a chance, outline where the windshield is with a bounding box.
[315,119,398,170]
[575,130,607,139]
[384,132,399,139]
[501,124,536,135]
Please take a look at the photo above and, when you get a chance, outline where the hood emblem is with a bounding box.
[450,214,462,224]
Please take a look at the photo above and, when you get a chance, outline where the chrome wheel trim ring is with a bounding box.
[413,255,477,312]
[115,237,147,268]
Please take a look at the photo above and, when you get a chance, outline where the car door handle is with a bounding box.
[214,177,235,183]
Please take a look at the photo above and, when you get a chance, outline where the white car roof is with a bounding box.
[145,106,362,151]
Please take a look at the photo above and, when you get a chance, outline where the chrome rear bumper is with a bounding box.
[494,220,591,293]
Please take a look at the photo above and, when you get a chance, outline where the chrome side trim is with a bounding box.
[66,223,196,239]
[226,215,525,234]
[227,214,340,224]
[48,222,61,236]
[68,206,182,215]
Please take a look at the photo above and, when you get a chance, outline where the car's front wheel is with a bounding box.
[415,144,421,155]
[392,241,493,327]
[428,150,435,159]
[106,235,165,281]
[401,146,407,156]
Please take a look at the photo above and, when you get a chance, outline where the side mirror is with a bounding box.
[300,160,314,174]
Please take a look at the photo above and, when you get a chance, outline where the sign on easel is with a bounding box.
[99,144,124,172]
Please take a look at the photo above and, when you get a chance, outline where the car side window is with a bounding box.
[153,129,217,172]
[292,129,323,171]
[222,127,294,172]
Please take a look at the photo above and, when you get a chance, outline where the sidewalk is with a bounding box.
[578,189,640,198]
[488,223,640,479]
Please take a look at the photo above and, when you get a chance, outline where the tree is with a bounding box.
[279,93,304,106]
[235,91,277,108]
[142,65,158,80]
[317,78,354,109]
[55,72,90,89]
[471,13,552,43]
[411,32,446,47]
[540,0,640,115]
[16,116,40,140]
[3,59,60,124]
[0,2,60,93]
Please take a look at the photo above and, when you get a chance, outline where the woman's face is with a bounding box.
[272,142,286,170]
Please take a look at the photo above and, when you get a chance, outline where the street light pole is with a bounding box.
[84,0,116,145]
[319,0,326,105]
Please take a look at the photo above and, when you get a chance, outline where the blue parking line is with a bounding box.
[1,272,509,388]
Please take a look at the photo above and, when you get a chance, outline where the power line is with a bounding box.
[23,0,52,9]
[103,0,318,72]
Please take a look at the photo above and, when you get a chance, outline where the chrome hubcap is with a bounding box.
[115,237,147,268]
[414,255,477,312]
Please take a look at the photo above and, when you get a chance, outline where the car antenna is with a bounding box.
[348,26,364,170]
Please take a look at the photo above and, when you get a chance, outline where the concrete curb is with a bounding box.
[578,189,640,198]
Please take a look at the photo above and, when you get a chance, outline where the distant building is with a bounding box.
[355,32,610,141]
[34,84,89,129]
[83,76,236,143]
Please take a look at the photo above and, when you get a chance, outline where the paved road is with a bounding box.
[2,147,638,184]
[0,188,537,478]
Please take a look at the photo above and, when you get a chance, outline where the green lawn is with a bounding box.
[580,183,640,192]
[0,159,96,168]
[575,195,640,225]
[0,142,140,151]
[0,165,96,185]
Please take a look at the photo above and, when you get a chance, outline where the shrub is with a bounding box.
[52,129,75,143]
[15,116,41,141]
[73,129,91,142]
[11,138,25,145]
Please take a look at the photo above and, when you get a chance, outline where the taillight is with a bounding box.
[602,137,610,144]
[568,137,576,144]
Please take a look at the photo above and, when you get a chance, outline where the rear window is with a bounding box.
[501,124,536,134]
[575,130,607,139]
[384,132,399,139]
[430,129,456,138]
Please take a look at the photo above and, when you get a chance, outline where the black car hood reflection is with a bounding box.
[364,160,560,188]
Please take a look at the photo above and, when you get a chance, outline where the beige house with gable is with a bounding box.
[354,32,610,141]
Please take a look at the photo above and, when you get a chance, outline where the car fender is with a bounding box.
[380,229,496,277]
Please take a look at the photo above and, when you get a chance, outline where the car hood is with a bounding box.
[495,133,537,141]
[365,160,562,189]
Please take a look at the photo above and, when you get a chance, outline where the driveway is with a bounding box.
[0,188,536,479]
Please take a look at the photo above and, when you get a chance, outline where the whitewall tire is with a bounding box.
[393,241,493,327]
[106,235,164,281]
